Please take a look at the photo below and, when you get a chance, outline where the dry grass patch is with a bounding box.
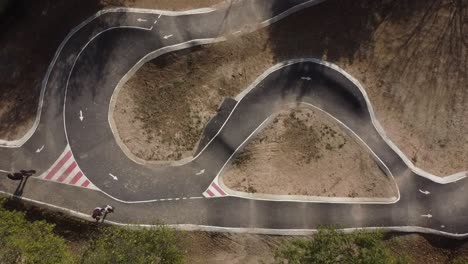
[222,107,396,198]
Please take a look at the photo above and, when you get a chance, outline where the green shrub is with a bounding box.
[451,257,468,264]
[275,227,404,264]
[0,204,74,264]
[80,225,184,264]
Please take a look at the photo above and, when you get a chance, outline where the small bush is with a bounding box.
[0,200,74,264]
[80,225,184,264]
[451,257,468,264]
[275,227,405,264]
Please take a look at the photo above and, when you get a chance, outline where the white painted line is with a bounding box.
[301,76,311,81]
[166,198,173,201]
[419,189,430,195]
[0,169,11,174]
[163,34,173,39]
[108,173,118,180]
[0,0,326,148]
[63,165,81,184]
[189,197,204,200]
[214,104,400,204]
[175,198,180,200]
[154,14,162,24]
[50,157,75,182]
[62,24,155,146]
[1,190,467,238]
[36,145,45,153]
[195,169,205,175]
[421,214,433,218]
[79,110,84,122]
[234,59,468,184]
[137,18,147,22]
[7,0,459,205]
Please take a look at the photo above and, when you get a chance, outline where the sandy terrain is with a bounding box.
[114,0,467,175]
[221,107,396,197]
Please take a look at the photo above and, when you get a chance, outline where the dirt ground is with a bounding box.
[184,232,468,264]
[113,38,271,161]
[114,0,467,175]
[183,232,292,264]
[221,107,396,198]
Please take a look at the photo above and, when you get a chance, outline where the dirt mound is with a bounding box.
[221,107,396,198]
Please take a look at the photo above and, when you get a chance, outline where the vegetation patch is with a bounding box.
[275,227,407,264]
[0,197,185,264]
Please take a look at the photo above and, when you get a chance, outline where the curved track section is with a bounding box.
[0,0,467,237]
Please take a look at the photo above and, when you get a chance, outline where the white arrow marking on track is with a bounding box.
[419,189,430,195]
[137,18,147,22]
[301,77,312,81]
[195,169,205,175]
[36,145,45,153]
[109,173,118,180]
[421,214,432,218]
[79,110,84,122]
[163,34,173,39]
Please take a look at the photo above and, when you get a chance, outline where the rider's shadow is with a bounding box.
[14,176,30,196]
[10,170,36,197]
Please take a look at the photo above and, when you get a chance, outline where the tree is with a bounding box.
[0,205,74,264]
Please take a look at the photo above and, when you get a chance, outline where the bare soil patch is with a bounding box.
[113,36,274,161]
[221,107,396,198]
[345,1,468,176]
[115,0,467,174]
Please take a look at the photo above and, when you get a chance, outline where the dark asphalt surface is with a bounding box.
[0,0,466,236]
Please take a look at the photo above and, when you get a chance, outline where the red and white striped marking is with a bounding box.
[203,179,228,198]
[37,145,98,190]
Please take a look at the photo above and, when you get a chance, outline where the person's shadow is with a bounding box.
[14,176,30,196]
[13,170,36,196]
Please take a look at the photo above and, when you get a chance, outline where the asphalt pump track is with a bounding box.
[0,0,466,238]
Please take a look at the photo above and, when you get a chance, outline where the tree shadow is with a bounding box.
[268,0,397,65]
[0,0,105,139]
[267,0,467,170]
